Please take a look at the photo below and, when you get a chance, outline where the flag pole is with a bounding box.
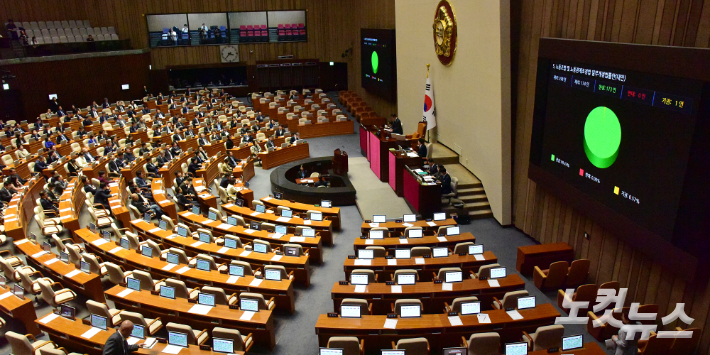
[426,64,430,143]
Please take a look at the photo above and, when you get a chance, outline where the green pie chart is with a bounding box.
[584,106,621,169]
[371,51,379,74]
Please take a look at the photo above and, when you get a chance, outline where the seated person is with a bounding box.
[438,167,452,194]
[314,176,328,187]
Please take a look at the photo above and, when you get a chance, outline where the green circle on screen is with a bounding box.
[584,106,621,169]
[371,51,379,74]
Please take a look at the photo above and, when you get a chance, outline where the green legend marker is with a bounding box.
[371,51,379,74]
[583,106,621,169]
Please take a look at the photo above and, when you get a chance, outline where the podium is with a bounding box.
[332,149,348,175]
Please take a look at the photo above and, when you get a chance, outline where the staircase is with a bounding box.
[431,143,493,220]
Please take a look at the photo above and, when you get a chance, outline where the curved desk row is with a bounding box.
[106,285,276,349]
[178,210,323,265]
[76,228,296,313]
[129,218,313,286]
[4,176,43,242]
[58,178,84,239]
[315,303,560,352]
[222,203,333,246]
[330,274,525,315]
[258,142,310,170]
[260,196,341,231]
[108,179,132,230]
[342,251,498,281]
[0,284,40,335]
[359,218,458,236]
[352,233,477,251]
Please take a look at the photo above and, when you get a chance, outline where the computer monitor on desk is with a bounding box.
[504,342,528,355]
[166,252,179,264]
[395,249,411,259]
[489,267,507,279]
[276,225,287,235]
[91,314,108,331]
[199,232,211,244]
[253,243,267,254]
[319,348,343,355]
[126,277,140,291]
[213,338,234,354]
[397,274,416,285]
[442,348,467,355]
[562,335,584,351]
[177,226,189,237]
[198,292,216,306]
[255,204,266,213]
[403,214,416,223]
[400,304,421,318]
[340,305,361,318]
[311,212,323,221]
[229,264,244,277]
[447,226,460,235]
[303,228,316,237]
[321,200,332,208]
[131,324,145,339]
[369,230,384,239]
[265,269,281,281]
[444,270,463,283]
[517,296,536,310]
[196,259,211,271]
[240,297,259,312]
[160,285,176,299]
[350,274,369,285]
[469,244,484,255]
[381,351,405,355]
[227,216,238,226]
[281,209,292,217]
[373,215,386,223]
[407,229,422,238]
[357,249,374,259]
[432,247,448,258]
[433,212,446,221]
[208,210,218,221]
[191,206,200,215]
[460,301,481,315]
[168,331,189,348]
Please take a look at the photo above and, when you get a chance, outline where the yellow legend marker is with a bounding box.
[614,186,620,195]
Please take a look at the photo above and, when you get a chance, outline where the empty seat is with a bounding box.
[119,311,162,336]
[68,20,77,28]
[110,34,119,40]
[445,296,479,314]
[165,322,208,345]
[6,331,58,355]
[394,338,429,355]
[493,290,529,310]
[463,332,500,355]
[212,327,253,352]
[108,26,116,34]
[564,259,591,288]
[522,325,565,351]
[533,261,569,291]
[327,336,364,355]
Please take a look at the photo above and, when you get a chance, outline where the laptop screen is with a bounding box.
[198,293,216,306]
[89,223,97,232]
[102,230,111,240]
[159,220,168,230]
[253,243,267,254]
[373,215,386,223]
[447,226,460,235]
[395,249,411,259]
[166,253,179,264]
[250,221,261,230]
[159,285,175,299]
[357,249,374,259]
[120,238,130,250]
[144,212,151,222]
[60,304,75,319]
[126,277,140,291]
[504,342,528,355]
[224,237,238,249]
[91,314,108,330]
[284,246,299,256]
[177,226,188,237]
[229,265,244,277]
[340,305,361,318]
[407,229,423,238]
[369,230,384,239]
[168,331,189,348]
[400,305,421,318]
[227,216,238,226]
[469,244,484,255]
[213,338,234,354]
[80,260,91,273]
[199,232,211,243]
[381,351,405,355]
[265,269,281,281]
[303,228,315,237]
[319,349,343,355]
[445,271,463,283]
[490,267,507,279]
[403,214,416,222]
[208,211,217,221]
[141,246,152,257]
[235,199,244,207]
[517,296,536,310]
[442,348,468,355]
[397,274,416,285]
[275,225,287,234]
[311,212,323,221]
[350,274,369,285]
[191,206,200,215]
[321,200,332,208]
[255,204,266,213]
[60,251,69,263]
[562,335,583,351]
[131,324,145,339]
[433,212,446,221]
[460,301,481,315]
[13,284,23,299]
[240,298,259,312]
[196,259,211,271]
[432,247,448,258]
[42,241,51,252]
[281,209,292,217]
[274,192,283,199]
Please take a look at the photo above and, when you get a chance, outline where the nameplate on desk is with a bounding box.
[239,250,251,257]
[44,258,60,265]
[188,304,212,315]
[182,212,193,216]
[226,276,240,284]
[15,239,29,245]
[271,255,283,261]
[240,311,255,321]
[250,212,261,217]
[64,270,81,278]
[162,264,176,271]
[199,345,211,351]
[386,313,398,318]
[81,327,103,339]
[229,304,239,309]
[0,292,13,301]
[40,313,60,324]
[107,247,122,254]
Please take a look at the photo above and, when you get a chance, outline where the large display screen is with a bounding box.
[529,39,710,267]
[534,59,700,239]
[361,29,396,101]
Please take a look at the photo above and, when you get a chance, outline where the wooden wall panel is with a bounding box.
[512,1,710,353]
[1,0,396,117]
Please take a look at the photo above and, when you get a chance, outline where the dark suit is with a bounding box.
[417,144,427,158]
[102,330,139,355]
[391,118,403,135]
[440,173,452,195]
[94,189,112,209]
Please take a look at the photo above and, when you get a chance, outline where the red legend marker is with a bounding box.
[579,169,584,176]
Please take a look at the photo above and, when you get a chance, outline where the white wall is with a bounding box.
[396,0,511,225]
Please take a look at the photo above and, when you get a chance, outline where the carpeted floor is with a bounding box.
[348,157,413,220]
[0,92,613,355]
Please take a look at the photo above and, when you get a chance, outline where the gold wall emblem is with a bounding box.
[432,0,457,66]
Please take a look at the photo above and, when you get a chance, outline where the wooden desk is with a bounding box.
[151,178,177,220]
[232,158,255,182]
[130,218,313,286]
[120,149,160,181]
[258,143,310,170]
[0,284,40,335]
[359,219,457,237]
[106,285,276,349]
[14,239,106,302]
[77,228,296,313]
[36,314,233,355]
[529,343,606,355]
[314,303,560,351]
[297,120,354,139]
[108,179,132,229]
[222,203,334,246]
[177,136,199,153]
[23,140,44,154]
[58,178,84,241]
[516,242,575,276]
[193,178,218,211]
[342,251,498,281]
[196,155,225,186]
[353,233,476,252]
[261,196,341,231]
[81,156,111,181]
[331,274,525,314]
[158,150,192,189]
[403,166,442,219]
[388,150,423,197]
[3,176,44,241]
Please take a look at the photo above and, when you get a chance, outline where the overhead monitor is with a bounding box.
[361,28,397,101]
